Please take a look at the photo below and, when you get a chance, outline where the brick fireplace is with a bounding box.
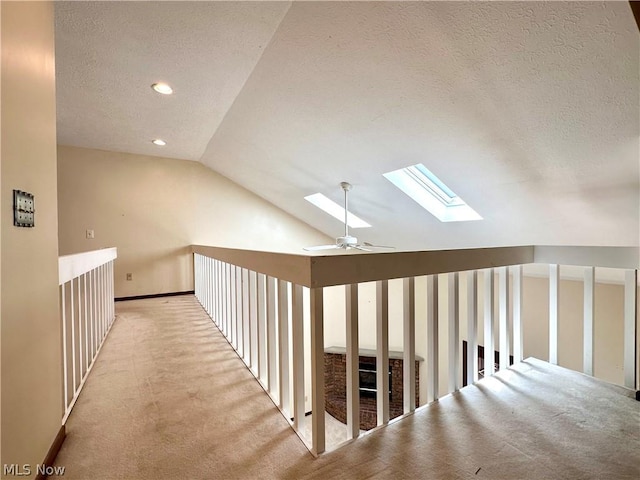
[324,347,422,430]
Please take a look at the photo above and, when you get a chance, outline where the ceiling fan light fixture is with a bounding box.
[152,139,166,146]
[151,82,173,95]
[303,182,394,252]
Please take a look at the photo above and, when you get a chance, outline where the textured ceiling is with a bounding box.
[55,1,639,251]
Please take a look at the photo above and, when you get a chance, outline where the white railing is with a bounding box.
[192,244,638,456]
[59,247,117,424]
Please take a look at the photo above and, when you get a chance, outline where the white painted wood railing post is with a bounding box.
[403,277,416,413]
[242,268,251,365]
[257,274,266,383]
[90,270,95,358]
[291,284,305,430]
[376,280,390,425]
[210,258,214,319]
[345,283,359,440]
[549,264,559,365]
[427,275,439,401]
[448,272,460,392]
[266,276,277,397]
[583,267,595,376]
[203,256,208,315]
[277,279,290,416]
[78,275,83,378]
[216,261,221,327]
[250,271,259,374]
[237,267,245,357]
[483,269,494,377]
[310,287,325,456]
[215,260,219,327]
[71,278,77,390]
[512,266,523,363]
[222,263,227,336]
[194,254,199,302]
[224,263,236,346]
[623,269,637,389]
[498,266,510,371]
[466,271,477,385]
[61,283,68,408]
[229,265,235,348]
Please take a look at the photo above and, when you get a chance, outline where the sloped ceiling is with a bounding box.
[55,1,639,251]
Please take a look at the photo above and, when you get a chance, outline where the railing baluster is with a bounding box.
[250,271,258,373]
[498,266,510,370]
[403,277,416,413]
[78,274,83,378]
[583,266,595,376]
[234,267,240,350]
[267,276,277,397]
[278,279,290,416]
[257,273,266,383]
[231,266,237,350]
[448,272,460,392]
[243,269,251,365]
[483,269,495,377]
[202,257,215,323]
[91,269,95,359]
[218,261,223,333]
[61,283,68,410]
[466,271,477,384]
[291,284,305,430]
[310,287,325,456]
[71,278,77,390]
[376,280,389,425]
[427,275,439,400]
[345,283,359,440]
[623,269,637,389]
[549,264,559,365]
[512,266,523,363]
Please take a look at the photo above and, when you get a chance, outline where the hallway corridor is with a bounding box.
[54,295,312,479]
[54,295,639,480]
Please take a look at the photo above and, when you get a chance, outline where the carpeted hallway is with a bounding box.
[55,295,639,479]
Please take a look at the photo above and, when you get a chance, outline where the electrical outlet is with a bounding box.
[86,229,95,239]
[126,273,132,281]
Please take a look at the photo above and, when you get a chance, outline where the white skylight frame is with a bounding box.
[304,193,371,228]
[383,163,482,222]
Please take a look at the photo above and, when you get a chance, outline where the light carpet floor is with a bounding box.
[55,295,640,479]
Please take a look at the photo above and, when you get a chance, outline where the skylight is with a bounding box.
[304,193,371,228]
[383,163,482,222]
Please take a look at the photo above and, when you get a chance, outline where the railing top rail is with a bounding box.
[193,244,638,288]
[192,245,312,286]
[59,247,118,285]
[533,246,638,270]
[309,246,534,287]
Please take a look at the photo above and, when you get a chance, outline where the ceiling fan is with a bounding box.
[304,182,394,252]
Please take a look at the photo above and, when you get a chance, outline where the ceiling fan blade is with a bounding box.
[303,244,340,251]
[354,245,372,252]
[363,242,395,250]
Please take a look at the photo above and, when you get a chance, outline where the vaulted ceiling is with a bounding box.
[55,1,639,251]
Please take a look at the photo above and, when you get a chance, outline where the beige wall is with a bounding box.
[1,2,62,476]
[57,145,331,298]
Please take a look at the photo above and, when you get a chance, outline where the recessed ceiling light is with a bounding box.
[152,139,166,146]
[384,163,482,222]
[304,193,371,228]
[151,82,173,95]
